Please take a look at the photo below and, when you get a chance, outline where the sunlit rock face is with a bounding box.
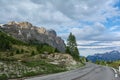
[0,21,66,52]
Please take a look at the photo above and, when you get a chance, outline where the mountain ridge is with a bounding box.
[0,21,65,52]
[87,50,120,62]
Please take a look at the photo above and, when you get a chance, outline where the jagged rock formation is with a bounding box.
[0,21,66,52]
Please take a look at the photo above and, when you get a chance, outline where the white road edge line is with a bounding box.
[112,68,118,78]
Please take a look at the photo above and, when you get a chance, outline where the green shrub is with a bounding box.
[0,74,8,80]
[10,52,14,56]
[16,49,20,54]
[36,44,56,53]
[23,71,37,77]
[31,51,35,56]
[21,49,24,53]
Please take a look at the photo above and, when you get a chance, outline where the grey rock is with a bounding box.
[0,21,66,52]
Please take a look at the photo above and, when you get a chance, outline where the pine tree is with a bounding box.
[66,33,80,60]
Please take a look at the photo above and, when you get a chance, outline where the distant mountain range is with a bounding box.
[87,50,120,62]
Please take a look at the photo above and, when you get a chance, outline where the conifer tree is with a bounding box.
[66,33,79,60]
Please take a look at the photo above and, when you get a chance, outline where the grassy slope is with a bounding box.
[0,30,85,79]
[95,60,120,69]
[0,30,57,61]
[108,60,120,69]
[0,30,67,79]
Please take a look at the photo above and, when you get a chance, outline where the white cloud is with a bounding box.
[0,0,73,25]
[77,40,98,45]
[78,41,120,49]
[49,0,120,22]
[69,22,106,40]
[110,26,120,31]
[0,0,119,26]
[0,0,120,56]
[78,41,120,56]
[79,49,113,57]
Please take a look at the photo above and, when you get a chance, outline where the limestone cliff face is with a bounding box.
[0,21,66,52]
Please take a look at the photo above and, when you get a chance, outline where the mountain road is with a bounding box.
[25,63,120,80]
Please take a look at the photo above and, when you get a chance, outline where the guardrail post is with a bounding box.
[119,65,120,73]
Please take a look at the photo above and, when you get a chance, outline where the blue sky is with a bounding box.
[0,0,120,56]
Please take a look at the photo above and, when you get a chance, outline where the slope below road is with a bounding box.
[25,63,120,80]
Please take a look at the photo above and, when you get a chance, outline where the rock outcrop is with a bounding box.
[47,53,77,66]
[0,21,66,52]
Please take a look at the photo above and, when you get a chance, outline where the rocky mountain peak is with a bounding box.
[18,22,33,28]
[48,29,57,37]
[8,21,18,25]
[7,21,33,29]
[0,21,66,52]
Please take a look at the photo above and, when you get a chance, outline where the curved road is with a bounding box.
[25,63,120,80]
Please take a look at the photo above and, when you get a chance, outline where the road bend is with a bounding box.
[25,63,120,80]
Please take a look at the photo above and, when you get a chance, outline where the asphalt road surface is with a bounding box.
[25,63,120,80]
